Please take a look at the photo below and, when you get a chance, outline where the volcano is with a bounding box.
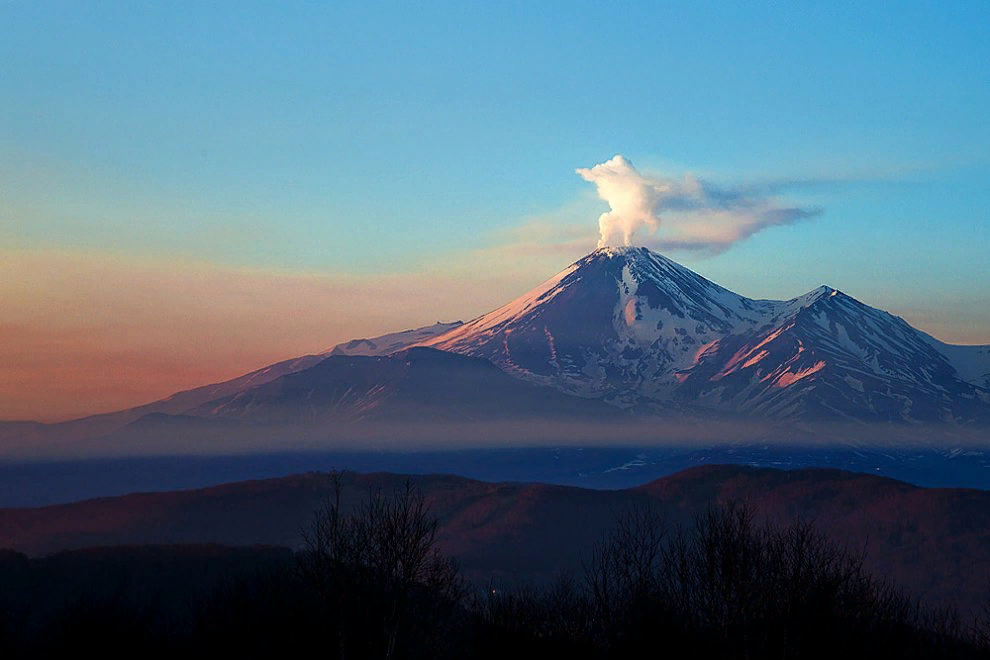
[415,246,990,425]
[7,247,989,455]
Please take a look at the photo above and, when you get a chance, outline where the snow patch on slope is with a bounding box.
[416,263,581,352]
[924,337,990,389]
[326,321,464,357]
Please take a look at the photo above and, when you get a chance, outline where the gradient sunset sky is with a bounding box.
[3,1,989,422]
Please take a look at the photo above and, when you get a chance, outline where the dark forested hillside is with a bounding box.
[1,465,989,616]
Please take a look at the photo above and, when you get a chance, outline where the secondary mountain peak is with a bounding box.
[325,321,464,357]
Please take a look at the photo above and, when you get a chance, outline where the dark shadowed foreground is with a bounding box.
[1,465,990,615]
[1,474,989,659]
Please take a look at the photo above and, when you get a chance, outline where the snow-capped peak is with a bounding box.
[412,246,990,424]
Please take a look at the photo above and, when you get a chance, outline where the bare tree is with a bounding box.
[298,471,462,660]
[584,501,667,648]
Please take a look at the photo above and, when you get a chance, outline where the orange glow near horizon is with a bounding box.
[0,249,541,422]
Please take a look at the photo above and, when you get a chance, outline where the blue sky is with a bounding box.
[2,1,989,419]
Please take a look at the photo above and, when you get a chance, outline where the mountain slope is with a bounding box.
[417,246,990,424]
[194,347,625,424]
[922,336,990,390]
[0,324,469,453]
[674,289,990,423]
[0,354,326,452]
[326,321,463,356]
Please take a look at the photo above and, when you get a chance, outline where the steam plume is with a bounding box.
[577,155,819,251]
[576,155,662,248]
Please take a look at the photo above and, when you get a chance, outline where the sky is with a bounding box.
[2,1,989,422]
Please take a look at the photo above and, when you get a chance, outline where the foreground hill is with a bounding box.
[1,465,988,615]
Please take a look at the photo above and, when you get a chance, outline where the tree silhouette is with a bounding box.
[975,583,990,652]
[297,471,462,659]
